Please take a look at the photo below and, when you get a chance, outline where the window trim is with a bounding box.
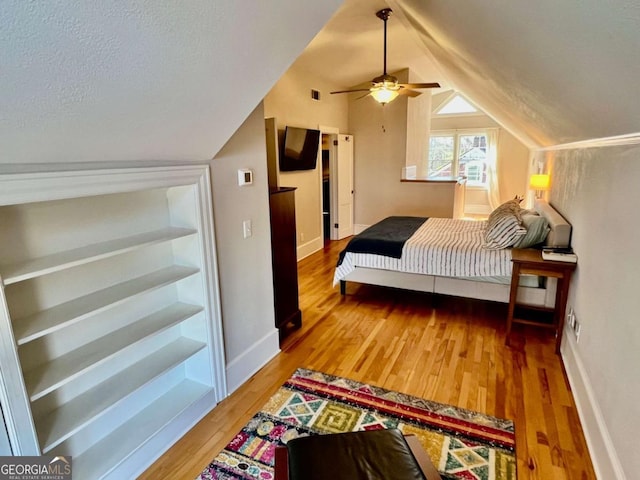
[433,93,484,118]
[427,129,490,188]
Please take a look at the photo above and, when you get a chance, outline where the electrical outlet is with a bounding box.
[567,307,575,330]
[566,306,581,342]
[568,308,581,343]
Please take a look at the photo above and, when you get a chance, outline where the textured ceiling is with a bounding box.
[292,0,640,147]
[3,0,638,162]
[292,0,447,91]
[0,0,344,163]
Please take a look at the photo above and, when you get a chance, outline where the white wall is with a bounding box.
[210,104,280,393]
[405,71,432,177]
[538,141,640,480]
[349,70,460,225]
[263,63,350,258]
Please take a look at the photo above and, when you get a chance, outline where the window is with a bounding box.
[427,132,488,186]
[435,94,478,115]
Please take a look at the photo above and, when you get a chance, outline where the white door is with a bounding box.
[332,135,354,240]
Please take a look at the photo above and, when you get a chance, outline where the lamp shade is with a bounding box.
[529,173,550,190]
[371,87,399,104]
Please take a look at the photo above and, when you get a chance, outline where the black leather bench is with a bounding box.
[274,428,442,480]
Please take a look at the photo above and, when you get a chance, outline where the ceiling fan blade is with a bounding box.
[330,88,372,94]
[399,88,421,97]
[332,12,441,102]
[398,82,441,89]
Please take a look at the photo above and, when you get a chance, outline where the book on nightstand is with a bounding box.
[542,247,578,263]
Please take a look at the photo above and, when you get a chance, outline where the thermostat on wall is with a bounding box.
[238,168,253,186]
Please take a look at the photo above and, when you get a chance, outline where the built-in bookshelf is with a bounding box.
[0,165,226,479]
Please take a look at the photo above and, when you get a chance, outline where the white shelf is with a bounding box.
[24,302,204,401]
[72,379,211,480]
[37,337,206,453]
[14,265,200,345]
[1,227,197,286]
[0,165,226,474]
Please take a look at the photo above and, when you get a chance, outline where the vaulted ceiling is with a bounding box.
[1,0,344,163]
[295,0,640,148]
[3,1,638,163]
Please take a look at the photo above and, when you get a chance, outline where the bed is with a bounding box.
[334,200,571,308]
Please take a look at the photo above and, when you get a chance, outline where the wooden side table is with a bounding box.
[506,248,577,353]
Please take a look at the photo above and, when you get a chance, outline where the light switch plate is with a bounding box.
[243,219,252,238]
[238,168,253,186]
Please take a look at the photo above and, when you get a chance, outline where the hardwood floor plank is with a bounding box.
[140,238,596,480]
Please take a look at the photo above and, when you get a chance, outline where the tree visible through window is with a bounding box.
[428,132,488,186]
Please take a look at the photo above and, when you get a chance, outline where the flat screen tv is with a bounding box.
[280,126,320,171]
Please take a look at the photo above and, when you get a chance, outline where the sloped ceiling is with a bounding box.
[4,0,638,161]
[0,0,342,163]
[390,0,640,147]
[296,0,640,148]
[293,0,446,91]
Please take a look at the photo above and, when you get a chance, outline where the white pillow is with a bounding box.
[513,213,550,248]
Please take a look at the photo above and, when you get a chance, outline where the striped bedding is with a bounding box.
[333,217,513,286]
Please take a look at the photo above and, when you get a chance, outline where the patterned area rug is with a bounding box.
[196,368,516,480]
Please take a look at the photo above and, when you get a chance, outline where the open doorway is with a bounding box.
[321,135,331,242]
[319,128,354,242]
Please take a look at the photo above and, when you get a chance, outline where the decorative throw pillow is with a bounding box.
[484,198,527,249]
[513,213,550,248]
[485,214,527,249]
[487,198,523,226]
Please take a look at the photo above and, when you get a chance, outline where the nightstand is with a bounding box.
[506,248,577,353]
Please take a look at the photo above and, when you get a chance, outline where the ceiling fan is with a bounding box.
[330,8,440,105]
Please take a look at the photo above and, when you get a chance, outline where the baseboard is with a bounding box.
[561,328,627,480]
[297,236,323,261]
[225,329,280,394]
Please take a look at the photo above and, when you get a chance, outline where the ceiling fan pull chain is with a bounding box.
[381,104,387,133]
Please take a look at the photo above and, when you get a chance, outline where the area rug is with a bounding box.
[196,368,516,480]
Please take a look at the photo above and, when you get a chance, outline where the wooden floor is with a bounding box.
[140,238,596,480]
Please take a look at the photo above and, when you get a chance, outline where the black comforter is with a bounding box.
[337,216,428,266]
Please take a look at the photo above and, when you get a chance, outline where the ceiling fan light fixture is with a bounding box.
[371,80,400,104]
[371,87,400,104]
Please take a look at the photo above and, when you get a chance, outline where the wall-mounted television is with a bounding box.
[279,126,320,171]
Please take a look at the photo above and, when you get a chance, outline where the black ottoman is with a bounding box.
[274,428,442,480]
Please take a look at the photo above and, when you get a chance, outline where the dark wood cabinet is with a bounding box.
[269,187,302,340]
